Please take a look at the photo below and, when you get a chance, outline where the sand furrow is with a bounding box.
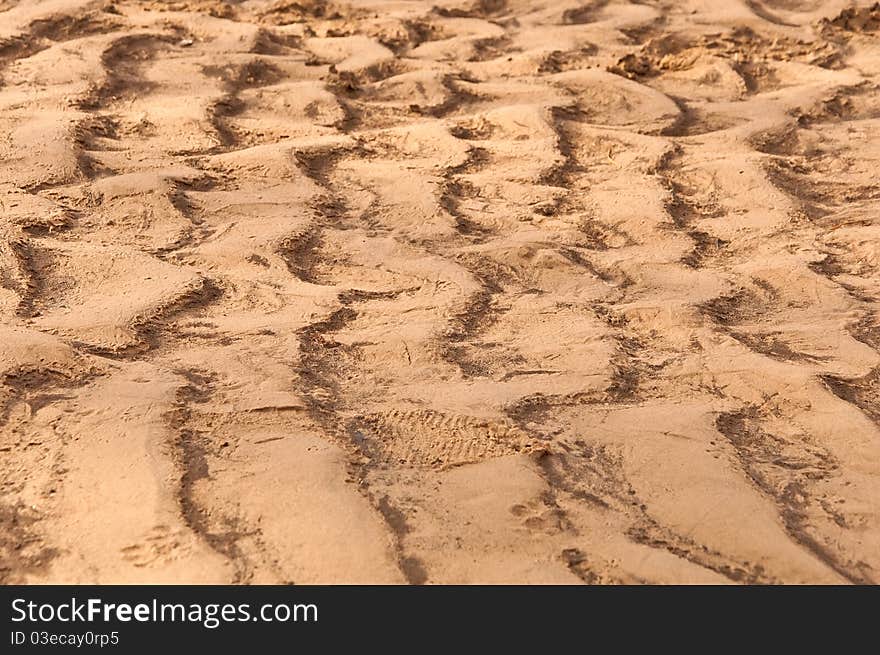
[1,0,878,584]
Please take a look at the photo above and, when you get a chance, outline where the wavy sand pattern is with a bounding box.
[1,0,879,584]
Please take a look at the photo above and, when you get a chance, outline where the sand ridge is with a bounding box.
[1,0,879,584]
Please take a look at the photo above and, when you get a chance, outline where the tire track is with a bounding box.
[165,369,252,582]
[716,408,873,584]
[3,0,880,584]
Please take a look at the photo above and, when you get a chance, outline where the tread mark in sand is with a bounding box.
[349,409,537,469]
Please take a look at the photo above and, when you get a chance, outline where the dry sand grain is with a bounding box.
[1,0,880,584]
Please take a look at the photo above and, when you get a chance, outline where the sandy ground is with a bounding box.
[1,0,879,585]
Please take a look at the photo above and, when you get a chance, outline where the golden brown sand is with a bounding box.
[1,0,879,584]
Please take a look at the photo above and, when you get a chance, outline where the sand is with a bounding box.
[1,0,879,585]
